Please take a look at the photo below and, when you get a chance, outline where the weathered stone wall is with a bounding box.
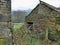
[0,0,11,22]
[26,1,60,31]
[25,1,60,44]
[25,4,39,22]
[0,0,12,45]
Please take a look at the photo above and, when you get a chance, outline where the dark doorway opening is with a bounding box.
[27,22,33,31]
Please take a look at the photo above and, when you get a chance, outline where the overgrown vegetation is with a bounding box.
[12,23,46,45]
[12,22,60,45]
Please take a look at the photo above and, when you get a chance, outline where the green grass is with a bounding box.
[0,39,6,45]
[26,37,38,45]
[12,23,24,31]
[30,38,38,45]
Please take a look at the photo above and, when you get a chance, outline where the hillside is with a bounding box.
[11,9,32,23]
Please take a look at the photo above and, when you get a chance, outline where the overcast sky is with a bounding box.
[11,0,60,11]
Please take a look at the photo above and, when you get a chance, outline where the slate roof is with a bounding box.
[27,1,60,17]
[40,1,60,12]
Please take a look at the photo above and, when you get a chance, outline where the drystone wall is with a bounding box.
[0,0,12,45]
[25,1,60,45]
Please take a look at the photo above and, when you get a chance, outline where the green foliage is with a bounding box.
[30,38,38,45]
[12,22,60,45]
[12,23,42,45]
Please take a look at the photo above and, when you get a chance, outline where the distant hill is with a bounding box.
[11,9,32,23]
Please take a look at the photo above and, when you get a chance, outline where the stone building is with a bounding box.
[0,0,12,45]
[25,0,60,42]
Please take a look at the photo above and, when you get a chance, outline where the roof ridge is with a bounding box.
[40,1,60,12]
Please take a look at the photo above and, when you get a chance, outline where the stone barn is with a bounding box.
[25,1,60,41]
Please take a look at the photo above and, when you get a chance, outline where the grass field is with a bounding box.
[12,23,24,31]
